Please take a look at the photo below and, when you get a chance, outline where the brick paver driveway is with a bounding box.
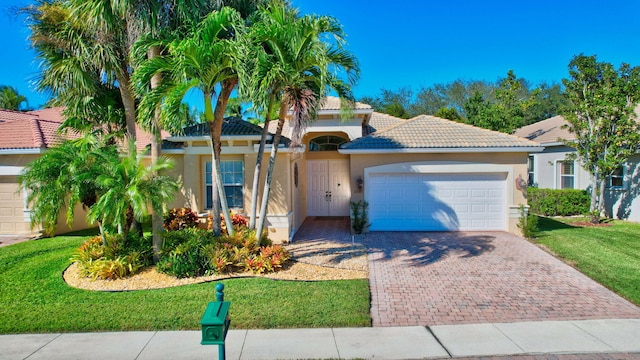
[366,231,640,327]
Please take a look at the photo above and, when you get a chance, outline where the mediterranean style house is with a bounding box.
[514,113,640,222]
[1,98,542,240]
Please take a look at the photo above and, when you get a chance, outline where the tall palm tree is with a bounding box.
[134,7,246,236]
[0,85,29,111]
[243,1,359,238]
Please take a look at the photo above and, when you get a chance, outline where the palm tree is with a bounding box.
[243,1,359,238]
[134,7,247,236]
[19,134,114,237]
[0,85,29,110]
[88,141,179,240]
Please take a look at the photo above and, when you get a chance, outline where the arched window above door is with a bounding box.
[308,135,348,151]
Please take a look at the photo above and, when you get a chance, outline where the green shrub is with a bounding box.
[350,201,369,234]
[157,228,214,278]
[72,234,151,280]
[157,227,289,277]
[517,205,539,239]
[527,188,590,216]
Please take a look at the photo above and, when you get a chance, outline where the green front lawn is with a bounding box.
[535,216,640,306]
[0,233,370,334]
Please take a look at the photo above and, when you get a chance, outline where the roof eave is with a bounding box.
[0,148,43,155]
[167,135,265,142]
[339,146,545,154]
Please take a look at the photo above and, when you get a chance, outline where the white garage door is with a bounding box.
[368,173,506,231]
[0,176,28,234]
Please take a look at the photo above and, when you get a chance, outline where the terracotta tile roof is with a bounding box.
[319,96,372,111]
[364,112,406,135]
[341,115,541,150]
[0,108,65,150]
[513,115,574,144]
[1,107,170,152]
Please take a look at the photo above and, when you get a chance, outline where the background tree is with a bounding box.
[562,54,640,223]
[0,85,30,110]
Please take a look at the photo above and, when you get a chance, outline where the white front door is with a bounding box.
[307,160,351,216]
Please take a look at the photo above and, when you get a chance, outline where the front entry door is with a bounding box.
[307,160,350,216]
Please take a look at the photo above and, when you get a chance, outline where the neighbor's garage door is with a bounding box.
[367,173,506,231]
[0,176,27,234]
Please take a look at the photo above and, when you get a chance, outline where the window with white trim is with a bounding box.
[559,161,574,189]
[205,160,244,209]
[309,135,347,151]
[608,166,624,188]
[527,155,535,186]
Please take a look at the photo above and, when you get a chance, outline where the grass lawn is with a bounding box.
[535,216,640,306]
[0,232,370,334]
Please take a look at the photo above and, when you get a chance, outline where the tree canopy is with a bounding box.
[562,54,640,222]
[360,72,569,133]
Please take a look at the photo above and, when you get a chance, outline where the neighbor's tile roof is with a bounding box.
[0,107,170,152]
[513,115,574,144]
[341,115,541,150]
[0,108,66,150]
[319,96,372,111]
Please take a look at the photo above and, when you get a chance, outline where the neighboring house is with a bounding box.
[1,98,542,240]
[0,108,165,237]
[514,115,640,222]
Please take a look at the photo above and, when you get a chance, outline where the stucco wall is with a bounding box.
[605,153,640,222]
[531,146,590,190]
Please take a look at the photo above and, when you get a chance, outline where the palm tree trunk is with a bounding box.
[255,103,287,242]
[249,93,276,230]
[117,68,137,141]
[149,46,164,263]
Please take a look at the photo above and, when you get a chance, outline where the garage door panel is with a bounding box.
[368,173,506,231]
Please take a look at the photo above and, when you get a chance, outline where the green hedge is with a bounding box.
[527,188,590,216]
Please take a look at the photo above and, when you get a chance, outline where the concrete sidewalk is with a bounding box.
[1,319,639,360]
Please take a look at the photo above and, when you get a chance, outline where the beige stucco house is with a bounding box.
[163,97,541,241]
[1,98,542,240]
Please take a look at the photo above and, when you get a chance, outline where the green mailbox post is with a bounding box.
[201,283,230,360]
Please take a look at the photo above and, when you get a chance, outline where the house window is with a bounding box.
[559,161,574,189]
[527,156,535,186]
[205,160,244,209]
[309,135,347,151]
[608,166,624,188]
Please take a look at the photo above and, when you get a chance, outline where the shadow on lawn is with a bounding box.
[365,231,496,266]
[537,216,579,231]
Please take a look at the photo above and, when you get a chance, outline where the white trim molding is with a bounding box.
[0,166,25,176]
[340,147,544,154]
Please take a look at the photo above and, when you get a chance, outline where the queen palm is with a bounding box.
[243,1,359,238]
[0,85,29,111]
[134,7,246,236]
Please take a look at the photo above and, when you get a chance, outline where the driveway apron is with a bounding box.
[365,231,640,327]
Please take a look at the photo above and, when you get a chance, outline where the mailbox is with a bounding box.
[200,300,230,345]
[201,283,231,360]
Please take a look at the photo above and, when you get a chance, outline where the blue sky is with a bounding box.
[2,0,640,109]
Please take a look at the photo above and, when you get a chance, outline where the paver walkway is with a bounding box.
[365,231,640,327]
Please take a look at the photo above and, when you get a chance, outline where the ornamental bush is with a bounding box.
[527,188,590,216]
[163,208,199,231]
[157,227,289,278]
[72,233,152,280]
